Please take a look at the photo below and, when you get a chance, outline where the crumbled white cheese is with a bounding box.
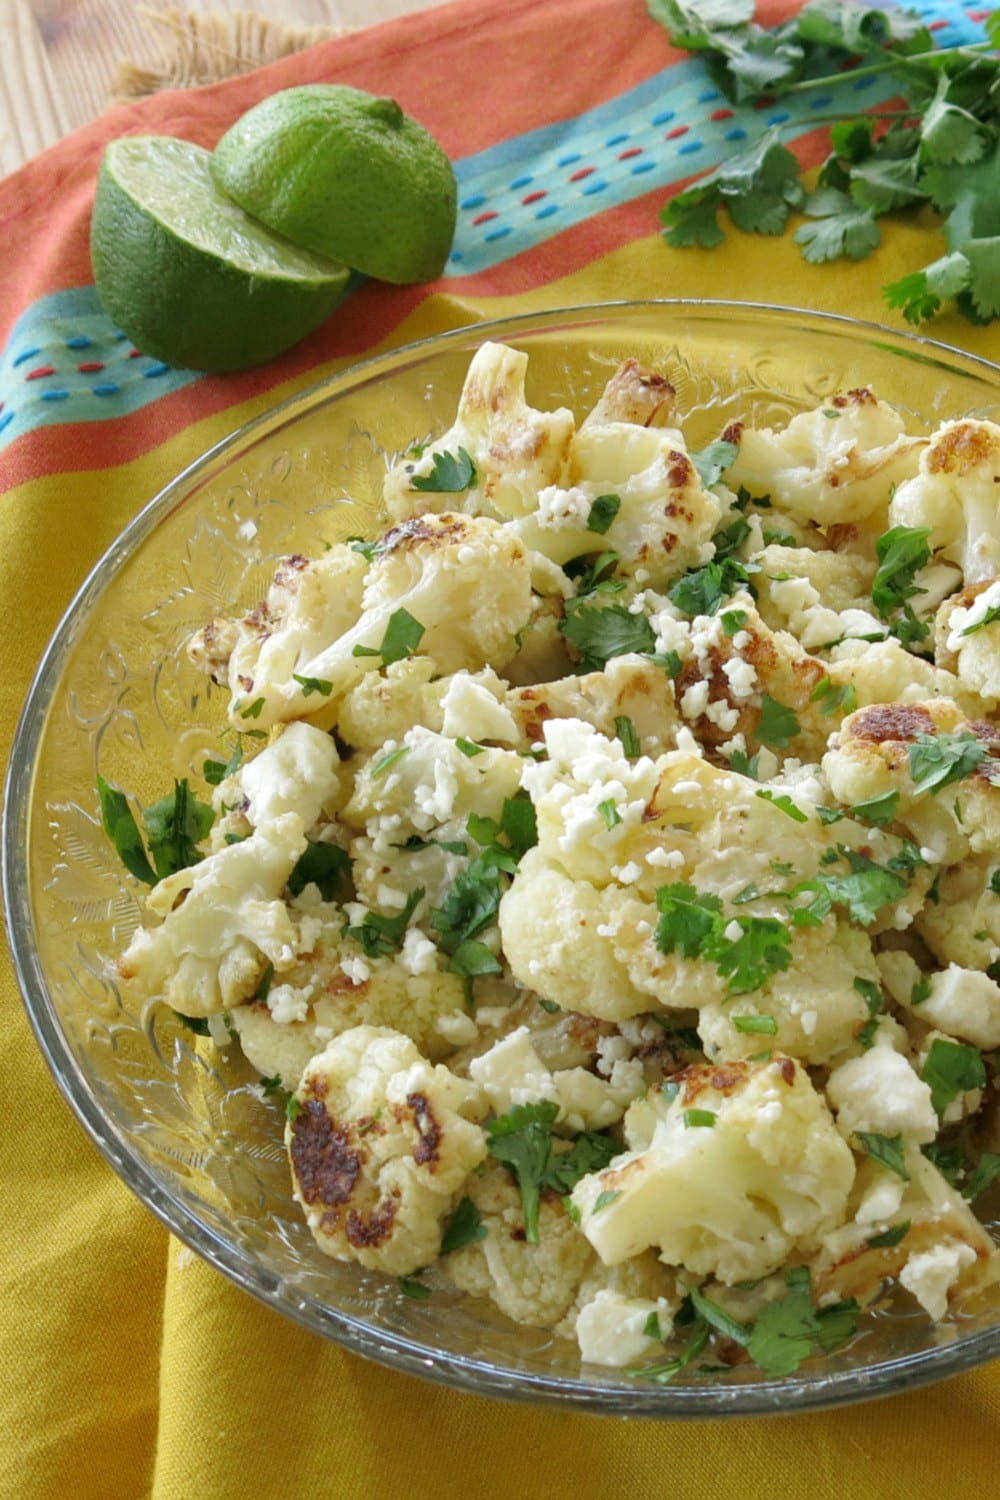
[575,1290,673,1368]
[340,955,371,985]
[722,656,758,700]
[900,1241,976,1322]
[680,681,709,720]
[536,484,593,529]
[647,846,684,869]
[401,926,439,977]
[267,982,313,1025]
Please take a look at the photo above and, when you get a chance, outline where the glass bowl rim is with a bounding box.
[6,297,1000,1418]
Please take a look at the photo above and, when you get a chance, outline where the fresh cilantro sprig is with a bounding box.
[908,731,989,795]
[410,447,477,493]
[97,774,214,885]
[648,0,1000,327]
[631,1267,859,1383]
[654,882,792,993]
[343,887,424,959]
[485,1103,618,1244]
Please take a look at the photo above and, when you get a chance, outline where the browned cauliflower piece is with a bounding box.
[287,1026,487,1276]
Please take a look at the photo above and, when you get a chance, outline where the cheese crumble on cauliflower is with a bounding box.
[104,345,1000,1381]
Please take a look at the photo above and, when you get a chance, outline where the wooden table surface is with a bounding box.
[0,0,443,177]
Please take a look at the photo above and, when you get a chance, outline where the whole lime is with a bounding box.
[211,85,457,285]
[91,136,351,373]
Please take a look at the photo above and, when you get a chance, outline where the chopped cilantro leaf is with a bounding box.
[688,1286,750,1346]
[791,848,908,927]
[908,731,988,795]
[722,608,748,636]
[485,1103,616,1244]
[703,914,793,994]
[911,974,931,1006]
[371,746,410,779]
[732,1013,778,1035]
[292,673,333,697]
[455,738,485,758]
[921,1037,986,1116]
[654,883,724,958]
[379,608,425,667]
[865,1220,911,1250]
[614,715,641,758]
[872,526,932,618]
[142,778,215,881]
[587,493,621,534]
[817,806,845,826]
[962,603,1000,637]
[593,1189,622,1213]
[343,887,424,960]
[643,1311,663,1341]
[287,841,350,900]
[809,676,857,718]
[667,556,750,617]
[89,772,156,876]
[851,790,900,827]
[448,938,502,1003]
[397,1275,431,1299]
[648,650,683,678]
[560,603,656,668]
[598,799,622,830]
[440,1197,487,1254]
[755,788,808,823]
[757,693,800,749]
[683,1108,717,1128]
[410,447,477,493]
[746,1268,820,1378]
[692,439,740,489]
[431,867,501,953]
[203,742,242,787]
[854,1131,910,1181]
[175,1013,211,1036]
[730,749,759,778]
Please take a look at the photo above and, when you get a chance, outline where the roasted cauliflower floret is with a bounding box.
[889,418,1000,585]
[908,854,1000,974]
[439,1160,596,1326]
[697,922,880,1068]
[510,423,722,588]
[754,544,879,653]
[117,813,307,1015]
[813,1152,999,1319]
[571,1058,854,1284]
[194,514,538,730]
[825,639,986,721]
[823,698,1000,864]
[210,721,345,842]
[726,390,924,529]
[383,342,575,523]
[287,1026,487,1276]
[468,1025,645,1132]
[228,892,474,1085]
[342,725,524,911]
[581,359,678,430]
[499,851,667,1021]
[935,579,1000,705]
[647,595,832,760]
[506,654,679,756]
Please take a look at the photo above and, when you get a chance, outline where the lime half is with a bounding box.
[211,85,457,286]
[90,136,351,372]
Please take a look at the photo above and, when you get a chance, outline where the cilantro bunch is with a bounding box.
[650,0,1000,325]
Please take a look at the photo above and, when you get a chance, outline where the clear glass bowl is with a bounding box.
[7,300,1000,1417]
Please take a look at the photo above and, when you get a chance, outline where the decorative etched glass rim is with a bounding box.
[7,299,1000,1418]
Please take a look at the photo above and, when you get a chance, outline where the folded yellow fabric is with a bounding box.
[3,0,1000,1493]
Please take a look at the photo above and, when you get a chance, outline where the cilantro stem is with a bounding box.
[778,41,995,96]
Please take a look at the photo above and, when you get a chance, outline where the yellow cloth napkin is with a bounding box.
[4,0,1000,1491]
